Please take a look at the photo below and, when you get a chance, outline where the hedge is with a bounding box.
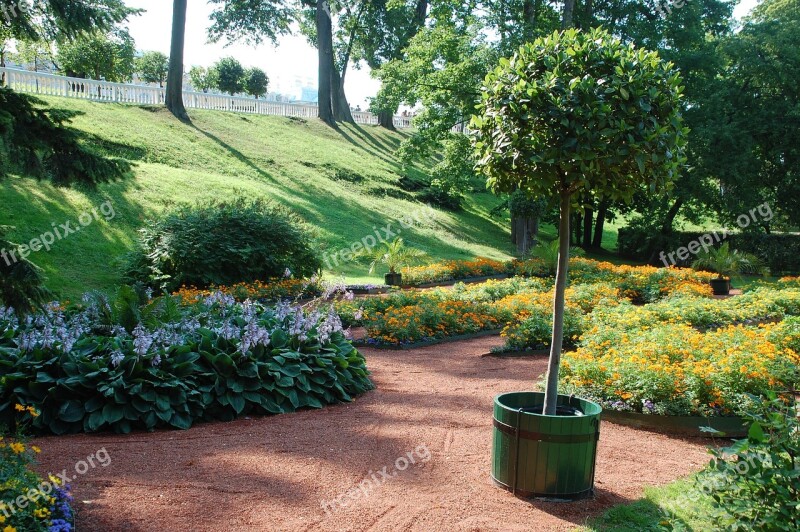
[617,227,800,274]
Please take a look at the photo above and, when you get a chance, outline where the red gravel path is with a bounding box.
[34,337,710,531]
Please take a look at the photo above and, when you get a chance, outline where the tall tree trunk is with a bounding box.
[332,67,354,123]
[376,0,427,130]
[573,211,583,246]
[316,0,335,126]
[543,191,572,415]
[592,199,609,249]
[582,207,593,249]
[378,109,396,130]
[562,0,575,29]
[414,0,428,27]
[512,215,537,255]
[0,49,5,86]
[166,0,189,120]
[523,0,537,40]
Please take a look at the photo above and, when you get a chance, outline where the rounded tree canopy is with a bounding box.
[471,27,688,203]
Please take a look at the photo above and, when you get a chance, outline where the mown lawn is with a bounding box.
[1,97,518,298]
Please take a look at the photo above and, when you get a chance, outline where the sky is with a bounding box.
[124,0,379,106]
[124,0,760,107]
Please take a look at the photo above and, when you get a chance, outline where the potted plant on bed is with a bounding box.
[472,28,687,500]
[363,237,427,286]
[691,242,765,295]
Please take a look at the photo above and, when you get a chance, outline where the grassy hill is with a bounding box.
[1,96,518,299]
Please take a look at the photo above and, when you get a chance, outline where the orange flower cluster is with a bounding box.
[363,299,501,345]
[401,257,508,285]
[173,278,320,304]
[561,321,800,416]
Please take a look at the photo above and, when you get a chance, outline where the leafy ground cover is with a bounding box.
[0,287,373,435]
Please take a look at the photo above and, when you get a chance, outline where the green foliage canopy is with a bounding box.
[472,28,688,203]
[243,66,269,98]
[135,50,169,86]
[56,28,135,81]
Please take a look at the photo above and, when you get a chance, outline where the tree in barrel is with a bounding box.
[472,28,688,415]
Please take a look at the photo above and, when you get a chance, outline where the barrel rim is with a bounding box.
[494,391,603,418]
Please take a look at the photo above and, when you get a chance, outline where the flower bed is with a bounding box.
[511,258,715,303]
[360,300,504,346]
[173,278,323,304]
[1,408,74,531]
[400,258,509,286]
[560,319,800,417]
[0,294,373,435]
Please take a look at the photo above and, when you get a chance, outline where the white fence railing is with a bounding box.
[0,67,415,129]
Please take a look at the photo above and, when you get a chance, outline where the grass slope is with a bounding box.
[1,97,513,299]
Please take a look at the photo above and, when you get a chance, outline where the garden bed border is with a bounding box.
[601,409,748,438]
[353,329,503,350]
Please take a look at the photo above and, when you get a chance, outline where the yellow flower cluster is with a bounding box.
[13,403,39,418]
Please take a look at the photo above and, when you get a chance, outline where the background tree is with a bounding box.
[0,0,136,41]
[166,0,189,120]
[56,28,135,81]
[698,0,800,229]
[188,65,219,93]
[472,28,687,414]
[213,56,245,95]
[11,39,55,72]
[243,67,269,98]
[135,50,169,86]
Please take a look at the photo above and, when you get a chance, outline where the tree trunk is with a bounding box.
[660,197,683,235]
[592,199,609,249]
[0,49,5,86]
[512,215,537,255]
[573,211,583,246]
[646,197,683,264]
[523,0,537,40]
[582,207,593,249]
[378,109,397,130]
[166,0,189,120]
[332,67,354,123]
[316,0,335,126]
[543,191,572,415]
[562,0,575,29]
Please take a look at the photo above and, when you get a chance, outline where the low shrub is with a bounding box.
[618,227,800,275]
[124,198,321,293]
[0,292,372,435]
[0,227,51,315]
[700,393,800,530]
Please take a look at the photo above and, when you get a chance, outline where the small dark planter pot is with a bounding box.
[384,272,402,286]
[710,278,731,295]
[492,391,602,500]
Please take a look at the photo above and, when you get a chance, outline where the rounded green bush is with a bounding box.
[125,198,321,292]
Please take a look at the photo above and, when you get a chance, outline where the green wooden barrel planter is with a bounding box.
[491,391,602,500]
[601,410,747,438]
